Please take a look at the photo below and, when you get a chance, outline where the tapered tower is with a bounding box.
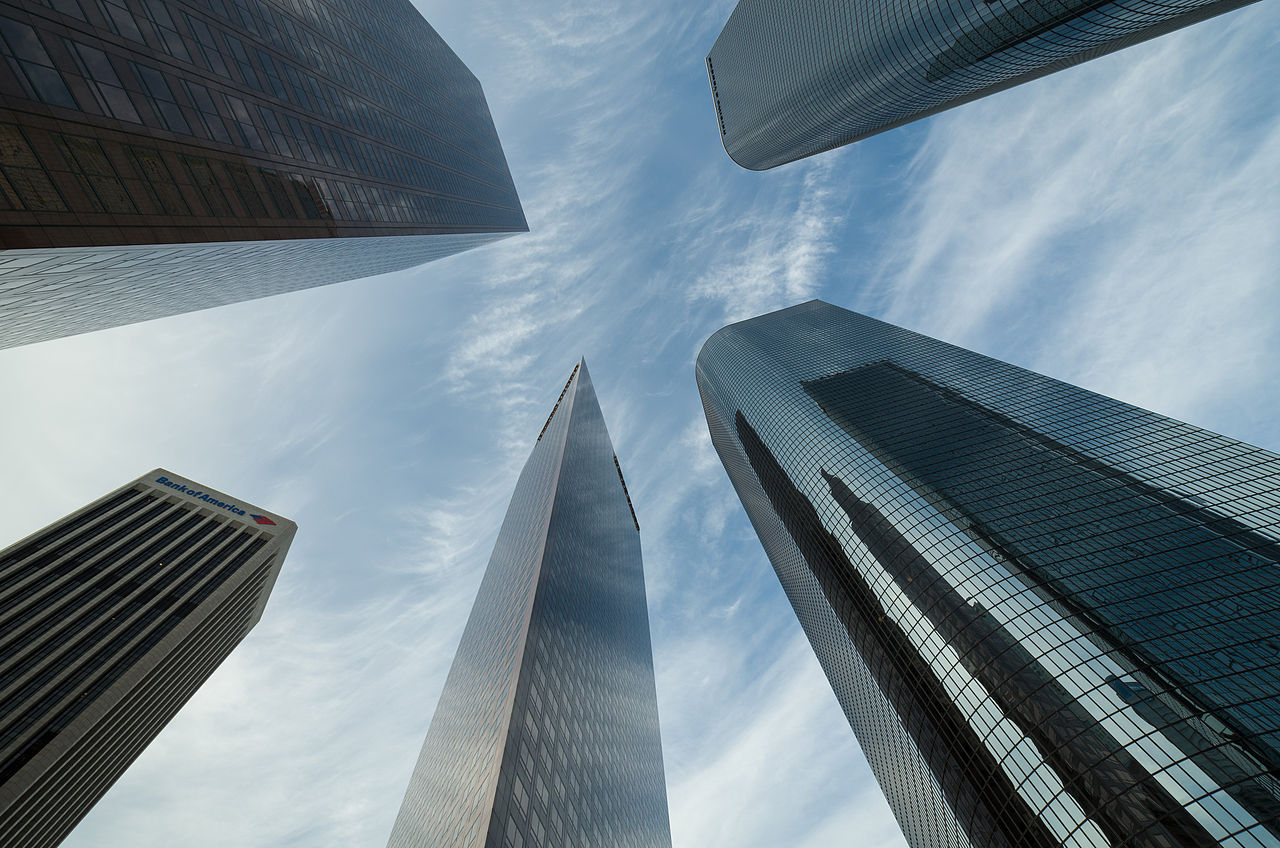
[386,361,671,848]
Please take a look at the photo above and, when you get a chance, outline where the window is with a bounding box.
[180,80,231,144]
[64,39,139,122]
[183,13,229,78]
[257,168,297,218]
[127,146,188,215]
[35,0,87,21]
[222,94,263,150]
[256,106,293,157]
[287,174,327,219]
[502,817,523,848]
[180,155,233,216]
[223,162,266,217]
[517,741,533,777]
[534,773,548,806]
[53,133,136,214]
[96,0,142,43]
[0,123,65,211]
[528,811,545,846]
[131,63,190,134]
[140,0,191,62]
[0,16,76,108]
[222,33,260,90]
[283,113,312,159]
[255,48,286,99]
[512,774,529,814]
[283,64,312,110]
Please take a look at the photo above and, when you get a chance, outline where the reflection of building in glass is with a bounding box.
[0,0,525,347]
[386,361,671,848]
[697,300,1280,848]
[706,0,1259,169]
[0,469,295,848]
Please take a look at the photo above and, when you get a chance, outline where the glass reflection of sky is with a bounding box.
[697,300,1280,848]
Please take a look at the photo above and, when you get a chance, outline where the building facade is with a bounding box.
[0,469,296,848]
[386,361,671,848]
[0,0,525,347]
[706,0,1259,169]
[696,300,1280,848]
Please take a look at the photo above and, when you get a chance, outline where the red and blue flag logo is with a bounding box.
[250,514,276,526]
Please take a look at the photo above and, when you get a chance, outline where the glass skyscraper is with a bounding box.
[0,0,525,348]
[386,361,671,848]
[0,469,296,848]
[706,0,1258,169]
[696,300,1280,848]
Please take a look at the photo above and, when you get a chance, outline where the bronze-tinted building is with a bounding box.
[0,0,525,347]
[0,470,296,848]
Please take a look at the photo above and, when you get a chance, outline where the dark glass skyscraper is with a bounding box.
[0,0,525,348]
[386,361,671,848]
[706,0,1258,169]
[0,469,295,848]
[697,300,1280,848]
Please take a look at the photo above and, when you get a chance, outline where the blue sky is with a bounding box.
[2,0,1279,846]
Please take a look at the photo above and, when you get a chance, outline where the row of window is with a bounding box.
[11,0,517,198]
[0,496,264,787]
[0,120,525,235]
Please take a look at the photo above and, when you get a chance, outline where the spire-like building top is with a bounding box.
[387,362,670,848]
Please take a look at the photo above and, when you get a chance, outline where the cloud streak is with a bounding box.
[869,5,1280,429]
[7,1,1277,848]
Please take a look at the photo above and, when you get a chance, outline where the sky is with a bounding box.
[1,0,1279,846]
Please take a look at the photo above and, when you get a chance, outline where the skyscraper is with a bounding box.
[386,361,671,848]
[697,300,1280,848]
[0,0,525,348]
[0,469,296,848]
[706,0,1258,169]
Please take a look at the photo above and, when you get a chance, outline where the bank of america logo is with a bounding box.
[250,514,276,526]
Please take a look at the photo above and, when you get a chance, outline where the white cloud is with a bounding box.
[64,571,478,848]
[665,634,899,848]
[870,5,1280,431]
[685,155,847,325]
[7,2,1278,848]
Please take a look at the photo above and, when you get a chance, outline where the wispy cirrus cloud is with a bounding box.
[665,632,899,848]
[868,5,1280,432]
[683,155,848,325]
[14,2,1279,848]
